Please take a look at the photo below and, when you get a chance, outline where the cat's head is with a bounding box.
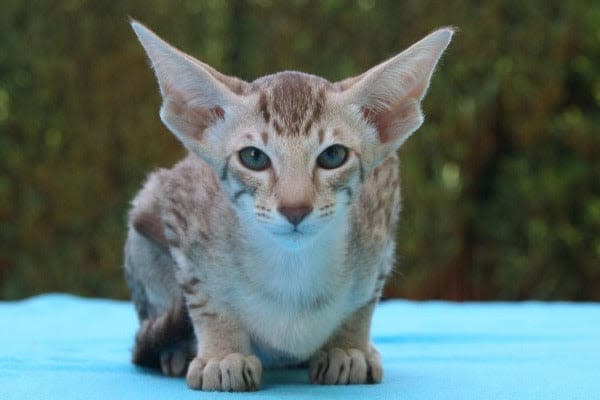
[132,21,452,248]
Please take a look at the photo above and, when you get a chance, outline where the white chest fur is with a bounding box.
[230,221,356,363]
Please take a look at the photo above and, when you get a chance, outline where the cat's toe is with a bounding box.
[186,357,206,389]
[221,353,262,391]
[159,348,189,377]
[309,346,382,385]
[186,354,262,391]
[347,348,369,384]
[366,344,383,383]
[309,348,354,384]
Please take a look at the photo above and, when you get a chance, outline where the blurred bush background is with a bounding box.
[1,0,598,301]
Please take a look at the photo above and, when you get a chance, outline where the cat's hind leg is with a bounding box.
[131,298,195,375]
[124,203,195,375]
[159,340,195,377]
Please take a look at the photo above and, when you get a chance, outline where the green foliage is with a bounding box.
[1,0,598,300]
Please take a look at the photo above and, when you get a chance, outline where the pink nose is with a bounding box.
[278,205,312,226]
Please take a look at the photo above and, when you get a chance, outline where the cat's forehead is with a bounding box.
[249,71,334,137]
[251,70,332,91]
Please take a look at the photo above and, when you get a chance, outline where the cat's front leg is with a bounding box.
[183,290,262,391]
[309,300,382,385]
[160,183,263,390]
[172,262,263,391]
[172,259,263,391]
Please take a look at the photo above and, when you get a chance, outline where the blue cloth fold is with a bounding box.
[1,294,598,399]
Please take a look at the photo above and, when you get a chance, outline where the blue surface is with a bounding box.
[1,294,599,399]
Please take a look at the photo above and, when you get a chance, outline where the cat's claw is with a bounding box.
[309,346,382,385]
[186,353,262,391]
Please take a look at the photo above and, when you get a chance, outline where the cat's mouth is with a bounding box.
[269,229,317,249]
[269,224,319,241]
[273,228,311,237]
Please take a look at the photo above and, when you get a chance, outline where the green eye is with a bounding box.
[238,147,271,171]
[317,144,349,169]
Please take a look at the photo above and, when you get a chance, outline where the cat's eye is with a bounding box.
[316,144,349,169]
[238,147,271,171]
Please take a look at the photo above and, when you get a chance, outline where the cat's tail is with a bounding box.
[132,299,194,368]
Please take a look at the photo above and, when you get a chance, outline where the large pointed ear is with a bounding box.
[131,21,249,162]
[337,28,453,163]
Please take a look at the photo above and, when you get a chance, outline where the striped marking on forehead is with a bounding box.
[256,72,328,137]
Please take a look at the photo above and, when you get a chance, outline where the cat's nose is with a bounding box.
[278,205,312,227]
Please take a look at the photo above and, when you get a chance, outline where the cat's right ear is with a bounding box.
[131,21,248,163]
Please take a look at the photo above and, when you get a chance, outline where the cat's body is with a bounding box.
[126,149,398,364]
[125,22,452,391]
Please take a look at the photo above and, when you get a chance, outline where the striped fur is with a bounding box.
[125,21,453,391]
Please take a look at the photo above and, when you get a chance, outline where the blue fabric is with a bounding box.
[1,294,599,399]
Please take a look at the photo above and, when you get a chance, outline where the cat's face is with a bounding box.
[131,21,453,248]
[217,73,365,246]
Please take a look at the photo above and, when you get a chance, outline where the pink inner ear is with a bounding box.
[362,99,419,144]
[163,87,225,140]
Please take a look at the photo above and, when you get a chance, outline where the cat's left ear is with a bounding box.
[336,28,454,164]
[131,20,249,165]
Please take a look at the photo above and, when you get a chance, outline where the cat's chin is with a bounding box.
[267,229,319,250]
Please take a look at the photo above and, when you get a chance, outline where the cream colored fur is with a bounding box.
[124,21,453,391]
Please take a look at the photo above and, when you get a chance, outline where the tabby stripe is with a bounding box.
[181,278,200,294]
[170,208,187,231]
[273,120,283,135]
[187,301,207,310]
[259,91,270,123]
[340,186,353,199]
[357,155,365,182]
[221,155,231,181]
[233,189,250,203]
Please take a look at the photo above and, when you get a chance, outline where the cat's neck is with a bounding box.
[242,213,351,308]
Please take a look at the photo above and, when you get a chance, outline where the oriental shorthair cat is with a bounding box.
[124,20,453,391]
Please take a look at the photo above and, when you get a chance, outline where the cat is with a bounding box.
[124,20,453,391]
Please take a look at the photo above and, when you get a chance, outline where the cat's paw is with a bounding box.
[309,345,382,385]
[186,353,262,391]
[159,348,192,377]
